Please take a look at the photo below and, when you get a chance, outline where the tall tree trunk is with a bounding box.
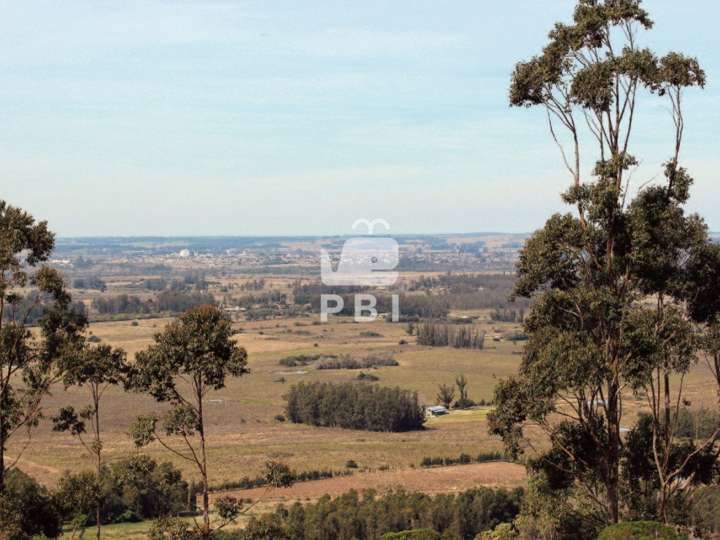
[0,437,4,493]
[94,388,102,540]
[606,379,621,523]
[198,393,211,538]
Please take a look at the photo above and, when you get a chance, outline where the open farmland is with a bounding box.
[10,311,526,490]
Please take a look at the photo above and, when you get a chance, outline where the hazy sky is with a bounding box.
[2,0,719,236]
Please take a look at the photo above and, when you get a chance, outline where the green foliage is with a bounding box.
[0,200,87,490]
[416,322,485,349]
[209,466,346,493]
[316,355,398,370]
[91,290,215,316]
[285,381,425,432]
[278,353,327,367]
[489,0,720,524]
[72,275,107,291]
[436,383,455,408]
[453,374,475,409]
[597,521,686,540]
[130,305,248,403]
[148,516,199,540]
[128,305,249,536]
[0,469,61,539]
[242,487,522,540]
[513,474,601,540]
[420,452,503,468]
[621,414,718,521]
[688,485,720,537]
[55,455,189,525]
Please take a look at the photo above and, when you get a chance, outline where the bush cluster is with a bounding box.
[278,353,330,367]
[316,355,398,370]
[55,455,188,526]
[285,381,425,432]
[416,322,485,349]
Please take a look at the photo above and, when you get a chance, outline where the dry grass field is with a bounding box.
[211,462,526,504]
[11,305,718,514]
[11,313,524,490]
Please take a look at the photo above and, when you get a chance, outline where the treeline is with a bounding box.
[316,355,399,370]
[238,487,523,540]
[490,308,525,322]
[244,304,309,321]
[234,291,288,308]
[140,272,209,292]
[285,382,425,432]
[240,278,266,291]
[416,322,485,349]
[210,468,351,493]
[420,451,504,468]
[72,276,107,291]
[1,293,86,325]
[91,291,215,315]
[408,273,531,311]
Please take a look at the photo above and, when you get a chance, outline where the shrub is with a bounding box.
[597,521,687,540]
[274,414,286,422]
[360,331,383,337]
[345,460,359,469]
[357,372,380,382]
[689,486,720,537]
[56,455,188,525]
[278,354,333,367]
[316,355,398,370]
[0,469,62,539]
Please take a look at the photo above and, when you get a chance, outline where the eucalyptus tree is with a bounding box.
[488,0,720,524]
[128,305,248,538]
[52,341,128,539]
[0,200,87,491]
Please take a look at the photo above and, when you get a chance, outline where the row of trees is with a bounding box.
[416,322,486,349]
[239,487,523,540]
[91,290,215,315]
[285,382,426,432]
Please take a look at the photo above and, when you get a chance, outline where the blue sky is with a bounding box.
[1,0,719,236]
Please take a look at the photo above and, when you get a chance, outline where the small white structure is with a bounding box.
[427,405,449,416]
